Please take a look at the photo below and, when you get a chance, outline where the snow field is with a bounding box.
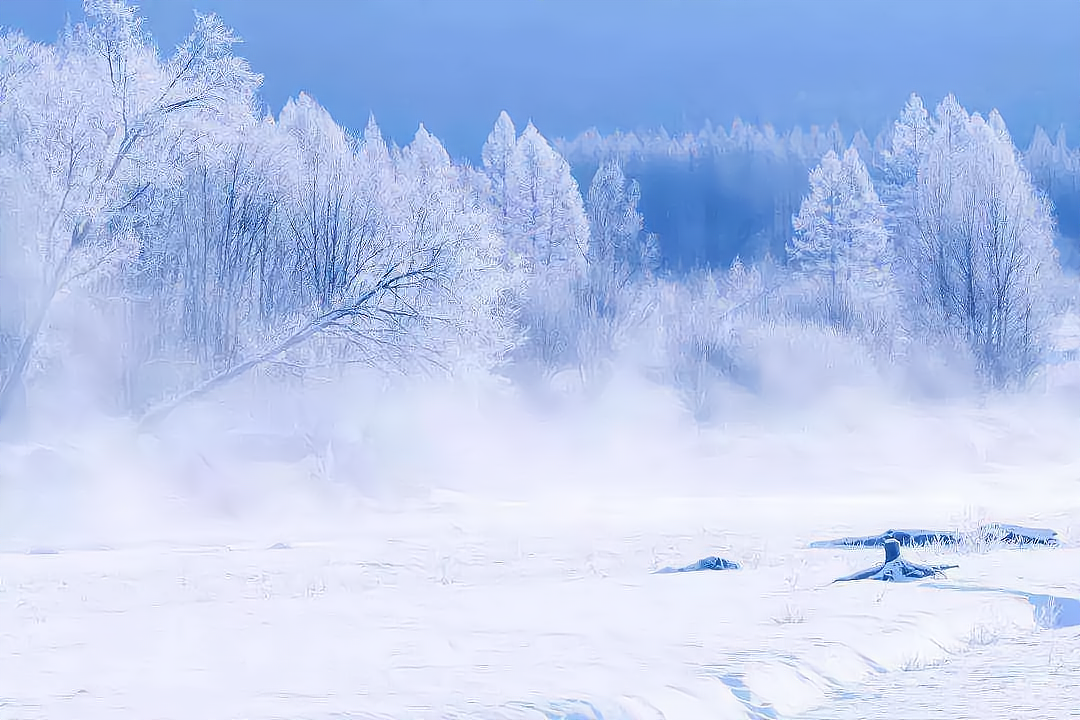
[3,366,1080,719]
[3,489,1077,720]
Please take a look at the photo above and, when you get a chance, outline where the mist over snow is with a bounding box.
[1,2,1080,719]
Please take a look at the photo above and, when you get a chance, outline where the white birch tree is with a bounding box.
[0,0,261,423]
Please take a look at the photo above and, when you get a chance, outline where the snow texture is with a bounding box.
[3,393,1080,720]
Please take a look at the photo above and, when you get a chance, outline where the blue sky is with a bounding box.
[4,0,1079,160]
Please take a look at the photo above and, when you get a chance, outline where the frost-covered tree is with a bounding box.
[481,110,517,237]
[900,96,1062,384]
[1,2,522,428]
[1026,126,1058,183]
[480,114,591,369]
[482,114,589,278]
[584,158,657,301]
[142,105,519,424]
[878,96,931,214]
[876,93,932,312]
[1026,125,1080,268]
[504,121,590,279]
[110,122,285,412]
[535,158,661,376]
[825,122,846,156]
[389,123,520,369]
[0,0,261,423]
[851,130,874,169]
[279,94,385,317]
[788,147,893,326]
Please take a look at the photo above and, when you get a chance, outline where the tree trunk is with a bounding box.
[0,250,72,428]
[137,317,325,430]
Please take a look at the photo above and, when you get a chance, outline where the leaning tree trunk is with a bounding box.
[137,255,440,431]
[0,249,73,427]
[137,316,326,430]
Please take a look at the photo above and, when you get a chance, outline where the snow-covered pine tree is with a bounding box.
[481,114,593,369]
[548,157,661,375]
[788,146,893,328]
[585,158,657,301]
[1026,125,1057,186]
[481,111,517,240]
[875,93,933,327]
[481,113,590,280]
[1025,125,1080,269]
[505,121,591,279]
[878,94,932,236]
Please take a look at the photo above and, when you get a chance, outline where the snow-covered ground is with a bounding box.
[3,490,1078,719]
[3,358,1080,719]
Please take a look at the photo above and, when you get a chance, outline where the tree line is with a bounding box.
[0,1,1074,433]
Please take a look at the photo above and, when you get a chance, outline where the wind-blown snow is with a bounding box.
[2,364,1079,719]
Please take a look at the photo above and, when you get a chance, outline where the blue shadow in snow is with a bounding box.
[1029,593,1080,629]
[654,556,740,574]
[718,674,779,720]
[926,582,1080,630]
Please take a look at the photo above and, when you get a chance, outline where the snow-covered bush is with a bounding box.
[639,263,769,420]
